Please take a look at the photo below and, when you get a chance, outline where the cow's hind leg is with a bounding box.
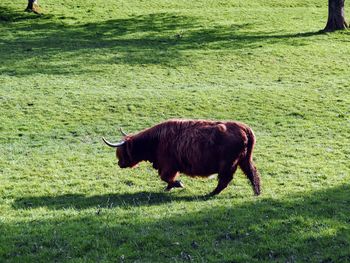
[209,164,238,196]
[159,170,184,191]
[239,158,261,195]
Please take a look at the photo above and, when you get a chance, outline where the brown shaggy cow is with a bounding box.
[103,119,261,196]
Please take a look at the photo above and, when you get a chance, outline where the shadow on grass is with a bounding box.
[13,191,211,210]
[4,185,350,261]
[0,8,324,75]
[1,6,39,22]
[0,6,55,22]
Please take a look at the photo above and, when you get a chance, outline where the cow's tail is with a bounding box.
[239,126,261,195]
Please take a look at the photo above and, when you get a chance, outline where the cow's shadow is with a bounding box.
[6,184,350,262]
[12,191,213,210]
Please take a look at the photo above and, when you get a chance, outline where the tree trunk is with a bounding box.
[25,0,40,14]
[324,0,348,31]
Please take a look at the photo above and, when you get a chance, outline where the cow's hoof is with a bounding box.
[165,186,172,191]
[165,180,184,191]
[173,180,184,188]
[206,191,219,197]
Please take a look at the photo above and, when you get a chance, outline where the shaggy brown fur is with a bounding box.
[105,119,261,196]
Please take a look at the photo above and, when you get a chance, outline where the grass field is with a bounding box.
[1,0,350,262]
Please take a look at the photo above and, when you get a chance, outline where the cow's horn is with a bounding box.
[119,127,128,136]
[102,137,125,147]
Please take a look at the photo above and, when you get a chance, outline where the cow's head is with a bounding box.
[103,129,139,168]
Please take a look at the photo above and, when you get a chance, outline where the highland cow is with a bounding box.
[103,119,261,196]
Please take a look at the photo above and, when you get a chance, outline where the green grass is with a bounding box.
[1,0,350,262]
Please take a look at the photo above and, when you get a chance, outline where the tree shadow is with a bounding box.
[4,184,350,261]
[0,6,52,22]
[12,191,212,210]
[0,9,324,75]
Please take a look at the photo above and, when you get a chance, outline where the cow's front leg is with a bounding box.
[159,170,184,191]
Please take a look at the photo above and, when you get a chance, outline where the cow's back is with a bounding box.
[157,120,247,176]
